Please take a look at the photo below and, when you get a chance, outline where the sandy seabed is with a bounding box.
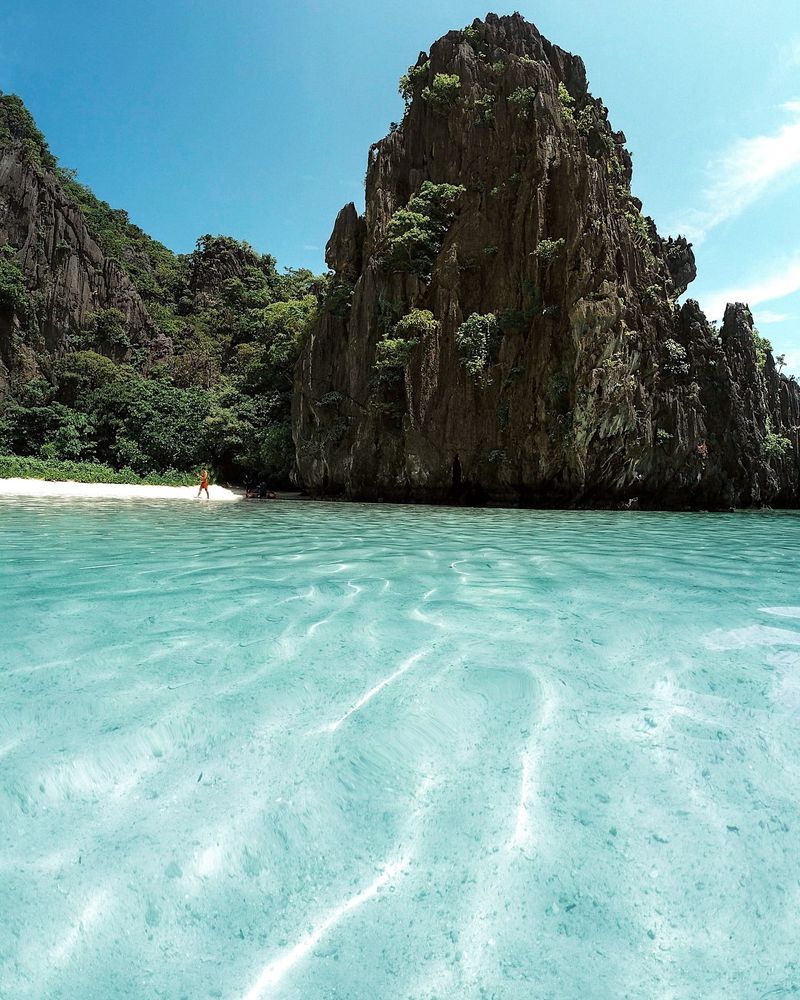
[0,477,244,501]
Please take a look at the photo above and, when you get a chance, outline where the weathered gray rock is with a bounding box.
[187,235,264,304]
[294,13,799,508]
[0,145,169,392]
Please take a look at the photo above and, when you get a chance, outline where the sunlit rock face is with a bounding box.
[293,13,800,507]
[0,146,170,392]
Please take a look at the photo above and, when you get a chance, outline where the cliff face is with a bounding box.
[294,13,800,507]
[0,104,170,393]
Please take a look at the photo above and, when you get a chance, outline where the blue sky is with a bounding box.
[2,0,799,367]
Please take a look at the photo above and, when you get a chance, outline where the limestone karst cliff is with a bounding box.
[293,13,800,507]
[0,92,317,484]
[0,98,171,391]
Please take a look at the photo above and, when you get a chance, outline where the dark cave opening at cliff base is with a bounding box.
[451,455,462,495]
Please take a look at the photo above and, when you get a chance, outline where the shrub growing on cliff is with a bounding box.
[76,307,131,354]
[456,313,500,378]
[558,82,576,122]
[473,94,496,127]
[508,87,538,116]
[576,106,595,137]
[383,182,465,277]
[534,238,565,267]
[373,309,436,384]
[394,308,438,340]
[662,339,689,377]
[0,92,57,171]
[0,245,32,320]
[399,61,430,106]
[763,419,791,459]
[318,391,343,407]
[625,210,657,269]
[421,74,461,111]
[752,329,773,371]
[374,337,419,381]
[323,277,354,317]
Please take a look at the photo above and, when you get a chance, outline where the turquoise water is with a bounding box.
[1,499,800,999]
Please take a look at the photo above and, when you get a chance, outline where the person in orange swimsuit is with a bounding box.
[197,467,210,499]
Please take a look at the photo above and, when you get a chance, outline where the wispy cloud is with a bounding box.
[780,37,800,70]
[755,309,791,325]
[783,349,800,376]
[702,255,800,320]
[673,100,800,243]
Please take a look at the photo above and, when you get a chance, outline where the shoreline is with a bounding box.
[0,478,245,502]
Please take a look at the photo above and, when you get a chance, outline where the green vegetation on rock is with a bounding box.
[373,309,437,384]
[393,308,438,340]
[508,87,538,116]
[72,307,131,354]
[456,312,500,378]
[399,61,430,105]
[558,82,575,123]
[625,210,657,270]
[473,94,496,127]
[0,98,323,486]
[56,168,186,317]
[323,277,354,317]
[421,74,461,111]
[534,238,565,266]
[0,92,56,172]
[374,337,419,382]
[752,328,773,371]
[763,421,791,459]
[0,245,32,319]
[662,339,689,377]
[383,182,465,277]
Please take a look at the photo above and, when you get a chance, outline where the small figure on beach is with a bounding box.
[197,467,210,499]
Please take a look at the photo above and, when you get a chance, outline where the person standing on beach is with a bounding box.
[197,467,210,499]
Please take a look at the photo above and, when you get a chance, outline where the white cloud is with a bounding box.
[783,349,800,376]
[673,101,800,243]
[755,310,790,325]
[780,37,800,70]
[702,255,800,320]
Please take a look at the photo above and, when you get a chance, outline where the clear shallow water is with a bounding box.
[1,499,800,1000]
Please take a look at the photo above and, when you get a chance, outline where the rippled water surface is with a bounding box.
[2,499,800,999]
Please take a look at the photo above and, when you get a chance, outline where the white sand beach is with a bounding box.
[0,478,244,501]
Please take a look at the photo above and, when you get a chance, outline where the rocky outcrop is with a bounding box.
[187,234,269,305]
[294,13,800,507]
[0,142,169,394]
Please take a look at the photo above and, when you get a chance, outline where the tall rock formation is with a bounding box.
[294,13,800,507]
[0,94,170,393]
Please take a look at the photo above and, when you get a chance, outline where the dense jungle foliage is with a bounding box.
[0,91,323,485]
